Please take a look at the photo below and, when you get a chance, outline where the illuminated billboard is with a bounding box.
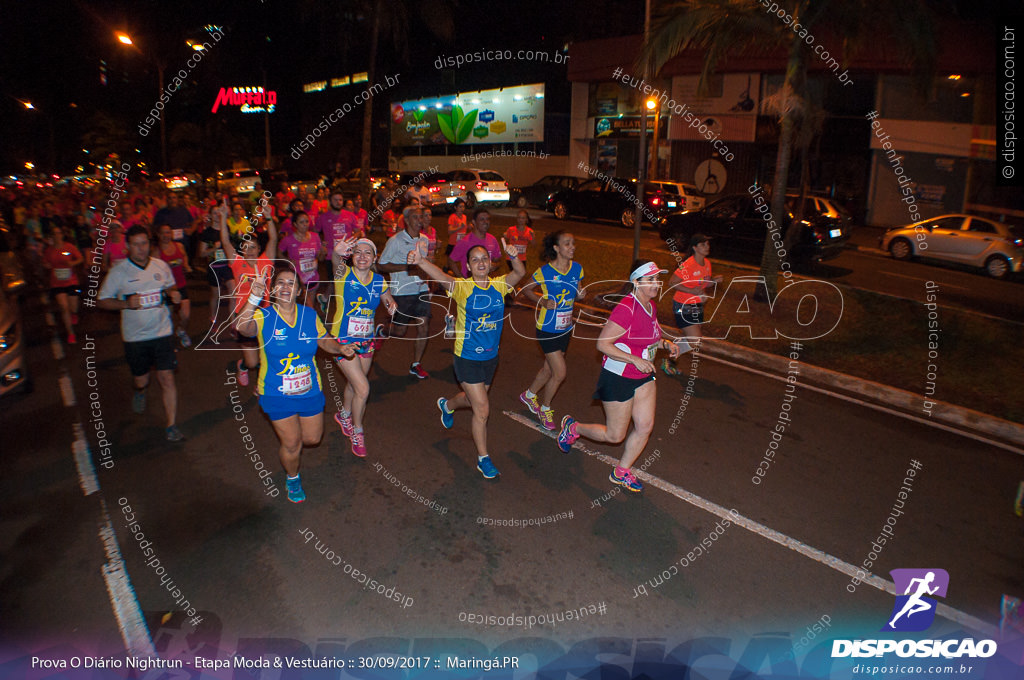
[211,86,277,114]
[390,83,544,147]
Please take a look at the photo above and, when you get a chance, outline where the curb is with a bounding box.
[555,299,1024,450]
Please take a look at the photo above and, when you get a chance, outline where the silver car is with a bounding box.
[880,214,1024,279]
[446,169,510,208]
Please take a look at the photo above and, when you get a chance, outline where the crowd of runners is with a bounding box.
[1,174,722,503]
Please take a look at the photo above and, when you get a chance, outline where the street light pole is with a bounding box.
[633,0,651,263]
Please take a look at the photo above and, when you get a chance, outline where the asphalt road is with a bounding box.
[2,279,1022,678]
[498,207,1024,322]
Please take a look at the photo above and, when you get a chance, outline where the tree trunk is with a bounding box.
[358,5,382,202]
[756,38,804,302]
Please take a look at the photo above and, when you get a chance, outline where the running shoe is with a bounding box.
[132,390,146,414]
[476,456,500,479]
[334,410,355,437]
[609,466,643,493]
[165,425,185,442]
[409,362,429,379]
[538,406,556,430]
[437,397,454,429]
[519,390,540,415]
[557,415,579,453]
[67,333,76,344]
[286,475,306,503]
[661,357,681,376]
[350,431,367,457]
[237,359,249,387]
[177,328,192,348]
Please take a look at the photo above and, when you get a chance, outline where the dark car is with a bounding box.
[511,175,586,209]
[547,178,670,227]
[659,193,850,266]
[334,168,399,195]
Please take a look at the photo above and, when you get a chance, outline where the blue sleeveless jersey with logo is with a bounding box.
[450,277,511,360]
[329,269,389,342]
[255,305,326,398]
[532,261,584,333]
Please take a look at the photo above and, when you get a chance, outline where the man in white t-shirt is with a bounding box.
[98,225,185,442]
[378,206,434,379]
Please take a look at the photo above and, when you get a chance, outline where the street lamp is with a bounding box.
[22,100,34,110]
[116,30,168,171]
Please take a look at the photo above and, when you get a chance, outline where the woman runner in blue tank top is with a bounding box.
[236,261,354,503]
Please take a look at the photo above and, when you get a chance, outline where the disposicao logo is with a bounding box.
[832,569,998,659]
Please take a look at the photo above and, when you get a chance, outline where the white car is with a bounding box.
[446,169,510,208]
[214,168,262,195]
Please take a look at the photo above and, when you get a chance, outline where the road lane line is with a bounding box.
[51,337,64,360]
[72,423,99,496]
[503,410,1000,636]
[59,373,76,406]
[98,499,157,657]
[880,270,970,290]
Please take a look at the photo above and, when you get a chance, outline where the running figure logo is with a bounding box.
[883,568,949,632]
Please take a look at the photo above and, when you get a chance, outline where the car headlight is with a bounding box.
[0,322,15,352]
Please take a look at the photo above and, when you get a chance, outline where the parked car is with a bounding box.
[659,193,850,266]
[511,175,586,208]
[648,181,706,213]
[0,271,30,398]
[0,222,26,294]
[446,169,510,208]
[785,192,853,230]
[547,178,671,227]
[334,168,399,195]
[160,170,202,192]
[213,168,262,195]
[880,214,1024,279]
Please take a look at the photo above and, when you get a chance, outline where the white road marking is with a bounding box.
[51,338,64,360]
[72,423,98,496]
[98,500,157,657]
[880,270,969,290]
[504,410,999,636]
[59,374,76,406]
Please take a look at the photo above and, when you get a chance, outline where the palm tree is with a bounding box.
[638,0,937,299]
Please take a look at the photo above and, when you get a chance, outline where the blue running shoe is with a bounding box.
[609,467,643,493]
[286,475,306,503]
[476,456,500,479]
[437,397,454,429]
[557,415,579,453]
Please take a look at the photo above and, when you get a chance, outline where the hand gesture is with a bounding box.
[631,356,656,374]
[250,264,272,301]
[406,244,423,266]
[501,237,517,260]
[334,236,357,259]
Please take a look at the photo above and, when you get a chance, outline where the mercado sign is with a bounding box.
[390,83,544,147]
[211,86,277,114]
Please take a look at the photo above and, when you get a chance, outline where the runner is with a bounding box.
[406,238,525,479]
[662,233,722,375]
[448,208,501,277]
[219,208,278,387]
[327,237,397,457]
[236,262,355,502]
[519,230,585,429]
[97,225,186,441]
[197,201,234,328]
[154,224,193,347]
[41,225,83,344]
[557,260,681,493]
[502,209,534,270]
[352,194,370,236]
[378,206,433,379]
[313,191,356,254]
[277,211,323,308]
[101,221,129,272]
[445,198,468,263]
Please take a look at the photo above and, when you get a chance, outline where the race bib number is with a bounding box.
[299,258,317,273]
[642,343,658,361]
[55,268,72,281]
[516,244,527,255]
[347,315,373,338]
[172,228,184,241]
[214,248,226,261]
[554,309,573,331]
[281,366,313,395]
[138,291,162,309]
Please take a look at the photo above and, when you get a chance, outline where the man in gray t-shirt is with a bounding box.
[378,207,436,379]
[98,226,185,441]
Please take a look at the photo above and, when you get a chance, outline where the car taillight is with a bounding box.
[504,181,508,187]
[429,187,438,193]
[651,197,660,206]
[476,181,485,189]
[458,184,466,190]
